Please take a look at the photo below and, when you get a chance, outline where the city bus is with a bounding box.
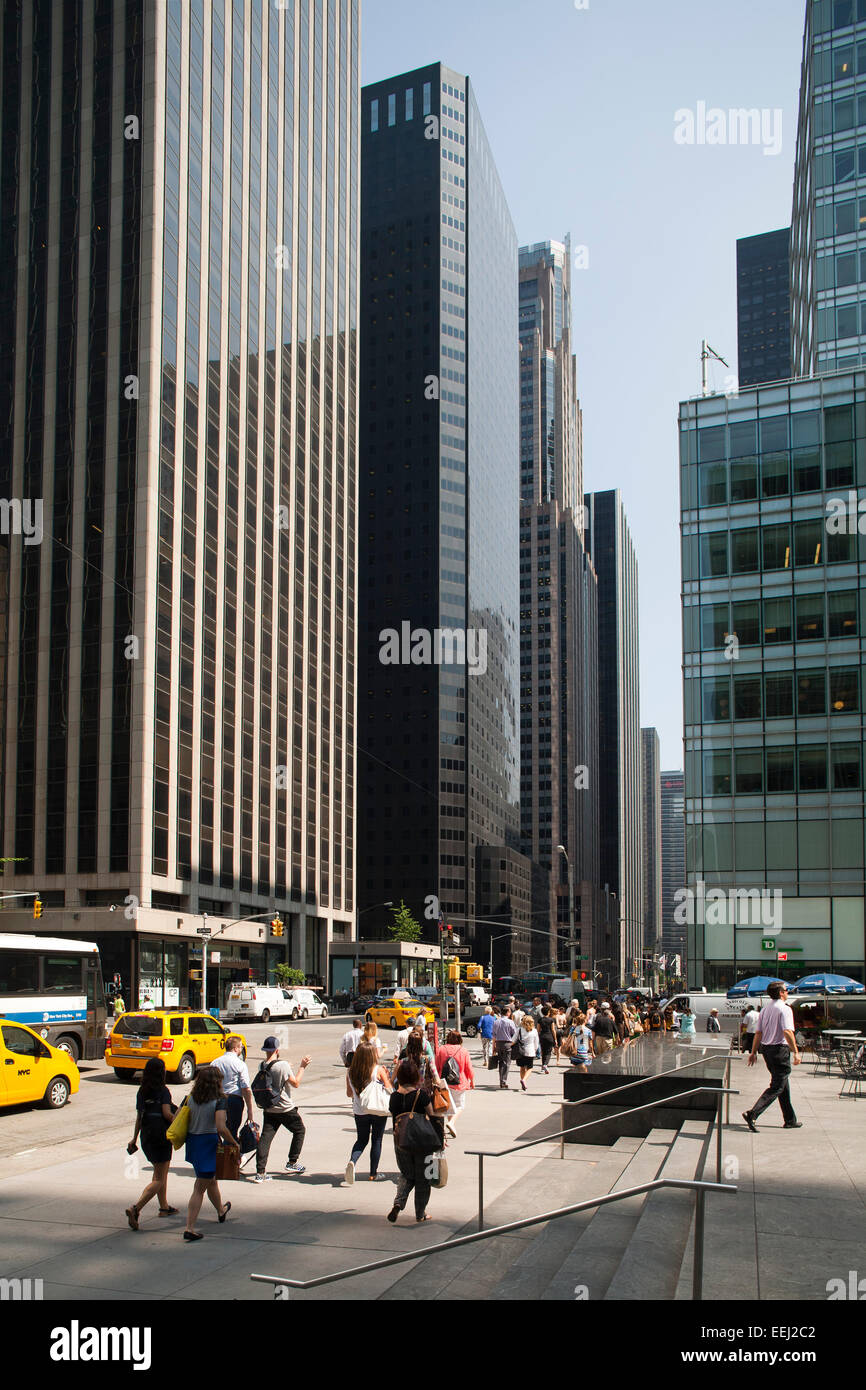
[0,934,107,1061]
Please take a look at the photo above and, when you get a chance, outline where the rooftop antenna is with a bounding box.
[701,339,729,396]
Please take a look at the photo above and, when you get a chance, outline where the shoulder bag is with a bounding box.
[359,1069,391,1117]
[393,1089,441,1155]
[166,1096,190,1150]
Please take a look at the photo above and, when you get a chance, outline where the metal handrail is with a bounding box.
[466,1086,738,1229]
[249,1176,736,1302]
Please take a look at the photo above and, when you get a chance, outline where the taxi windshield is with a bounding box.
[113,1014,163,1037]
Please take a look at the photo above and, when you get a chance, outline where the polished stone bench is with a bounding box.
[560,1035,729,1145]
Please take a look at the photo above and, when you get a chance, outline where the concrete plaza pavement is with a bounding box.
[1,1031,863,1300]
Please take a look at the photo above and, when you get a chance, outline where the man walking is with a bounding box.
[478,1006,495,1065]
[492,1009,519,1090]
[339,1016,365,1068]
[211,1035,255,1141]
[706,1008,722,1033]
[590,1001,617,1054]
[742,983,802,1132]
[254,1036,312,1180]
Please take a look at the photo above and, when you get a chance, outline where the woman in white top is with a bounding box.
[345,1041,393,1183]
[362,1019,386,1059]
[515,1015,541,1091]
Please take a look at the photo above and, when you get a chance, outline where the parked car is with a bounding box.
[225,984,297,1023]
[0,1018,80,1110]
[281,989,328,1020]
[105,1010,248,1083]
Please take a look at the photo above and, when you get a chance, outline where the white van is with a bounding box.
[225,984,329,1023]
[663,992,750,1030]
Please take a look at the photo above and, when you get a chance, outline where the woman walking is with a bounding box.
[125,1057,177,1229]
[434,1029,475,1138]
[679,1005,696,1039]
[345,1041,393,1183]
[536,1006,557,1074]
[554,1005,567,1064]
[569,1011,595,1072]
[387,1060,438,1224]
[182,1067,239,1242]
[515,1014,541,1091]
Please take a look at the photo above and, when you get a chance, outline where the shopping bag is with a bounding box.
[215,1142,241,1181]
[166,1097,190,1150]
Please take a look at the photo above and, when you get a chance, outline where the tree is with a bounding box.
[274,964,306,987]
[387,899,421,943]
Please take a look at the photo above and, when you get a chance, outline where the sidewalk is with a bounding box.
[676,1051,866,1300]
[0,1057,586,1301]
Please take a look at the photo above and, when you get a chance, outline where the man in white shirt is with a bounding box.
[339,1017,365,1068]
[211,1036,255,1140]
[742,983,802,1132]
[254,1036,312,1179]
[742,1004,761,1053]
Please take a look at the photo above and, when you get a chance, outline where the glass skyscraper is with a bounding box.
[358,63,522,954]
[737,229,792,388]
[0,1,359,1004]
[681,0,866,990]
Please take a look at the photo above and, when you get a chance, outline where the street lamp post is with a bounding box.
[557,846,575,990]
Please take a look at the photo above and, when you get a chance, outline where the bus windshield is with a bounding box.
[0,933,107,1061]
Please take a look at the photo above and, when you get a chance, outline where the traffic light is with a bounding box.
[33,897,42,919]
[270,916,284,938]
[448,963,459,981]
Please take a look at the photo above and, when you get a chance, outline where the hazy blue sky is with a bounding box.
[362,0,805,767]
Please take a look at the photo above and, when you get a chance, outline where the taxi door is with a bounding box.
[200,1014,229,1063]
[0,1023,54,1104]
[185,1016,213,1067]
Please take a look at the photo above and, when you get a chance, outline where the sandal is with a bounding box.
[218,1201,232,1223]
[183,1230,204,1242]
[125,1205,139,1231]
[416,1214,431,1223]
[158,1206,178,1216]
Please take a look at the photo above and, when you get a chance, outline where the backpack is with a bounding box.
[251,1060,283,1110]
[441,1054,461,1087]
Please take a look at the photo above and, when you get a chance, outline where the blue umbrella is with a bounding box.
[726,975,785,999]
[790,972,865,994]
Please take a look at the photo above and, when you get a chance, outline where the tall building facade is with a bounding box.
[357,64,523,955]
[584,490,641,985]
[640,727,662,969]
[517,239,599,979]
[792,0,866,375]
[680,0,866,990]
[660,769,686,968]
[737,229,792,387]
[0,0,359,1004]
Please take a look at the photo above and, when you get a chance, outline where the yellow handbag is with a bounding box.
[166,1098,190,1150]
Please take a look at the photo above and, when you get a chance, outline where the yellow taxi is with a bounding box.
[105,1009,248,1084]
[0,1018,80,1109]
[365,996,435,1030]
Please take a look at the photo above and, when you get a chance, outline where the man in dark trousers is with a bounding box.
[491,1009,519,1089]
[742,983,802,1132]
[254,1036,312,1179]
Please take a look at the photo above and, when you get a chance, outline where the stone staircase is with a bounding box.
[378,1120,714,1301]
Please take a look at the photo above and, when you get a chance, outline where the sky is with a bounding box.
[361,0,806,767]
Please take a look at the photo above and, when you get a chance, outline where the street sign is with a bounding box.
[777,951,788,962]
[445,946,471,957]
[196,927,212,936]
[210,952,221,963]
[761,938,775,951]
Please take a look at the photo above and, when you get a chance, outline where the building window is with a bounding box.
[388,93,396,126]
[703,751,731,796]
[423,82,431,115]
[405,88,414,120]
[798,746,827,792]
[371,98,379,132]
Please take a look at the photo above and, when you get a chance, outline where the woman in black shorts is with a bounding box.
[125,1057,177,1229]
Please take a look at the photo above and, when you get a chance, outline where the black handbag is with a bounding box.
[393,1089,441,1155]
[239,1121,260,1156]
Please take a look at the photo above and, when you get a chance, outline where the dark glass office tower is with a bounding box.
[585,490,642,985]
[517,240,600,977]
[0,1,359,1003]
[358,63,522,948]
[737,229,792,387]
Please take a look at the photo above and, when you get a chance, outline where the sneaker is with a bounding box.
[742,1111,758,1133]
[285,1162,306,1175]
[345,1160,355,1185]
[253,1173,272,1183]
[783,1121,803,1129]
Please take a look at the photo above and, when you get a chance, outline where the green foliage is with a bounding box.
[387,899,421,943]
[274,964,306,987]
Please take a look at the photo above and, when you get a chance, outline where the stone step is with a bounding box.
[603,1120,712,1301]
[539,1129,679,1301]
